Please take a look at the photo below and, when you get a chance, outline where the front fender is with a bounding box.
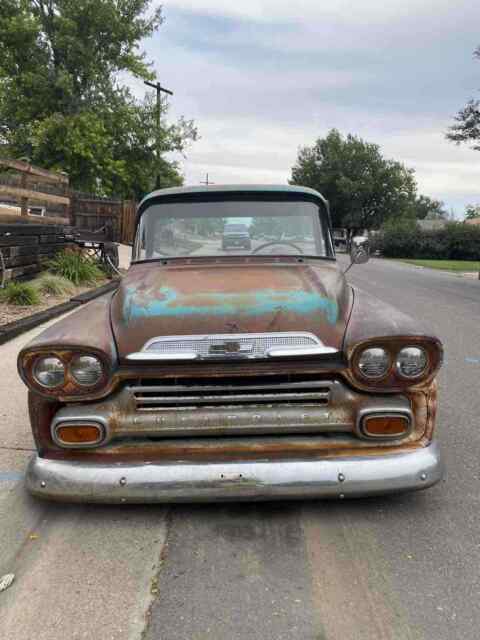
[343,286,432,356]
[18,293,118,366]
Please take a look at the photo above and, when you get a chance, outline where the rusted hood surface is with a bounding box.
[111,260,352,359]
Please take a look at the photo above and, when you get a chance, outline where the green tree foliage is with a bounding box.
[411,195,447,220]
[0,0,197,198]
[447,47,480,150]
[290,129,418,232]
[465,204,480,220]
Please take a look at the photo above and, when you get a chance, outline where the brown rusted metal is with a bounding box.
[344,335,443,393]
[110,259,353,360]
[18,294,118,400]
[28,377,439,464]
[49,379,415,443]
[28,391,61,455]
[41,436,431,464]
[19,294,117,361]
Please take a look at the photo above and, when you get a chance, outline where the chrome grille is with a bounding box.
[131,332,330,361]
[51,378,414,442]
[131,378,332,411]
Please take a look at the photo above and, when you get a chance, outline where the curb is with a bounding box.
[0,279,120,346]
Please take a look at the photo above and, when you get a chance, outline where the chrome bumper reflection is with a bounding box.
[26,442,443,503]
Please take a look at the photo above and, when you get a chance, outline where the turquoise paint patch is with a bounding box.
[124,286,338,325]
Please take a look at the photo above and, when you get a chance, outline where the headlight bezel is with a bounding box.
[18,347,112,399]
[350,336,442,391]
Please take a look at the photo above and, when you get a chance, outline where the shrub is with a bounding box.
[48,250,104,286]
[372,218,420,258]
[0,281,41,306]
[374,221,480,260]
[34,274,75,297]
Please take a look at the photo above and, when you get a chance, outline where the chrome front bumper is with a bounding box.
[26,441,443,503]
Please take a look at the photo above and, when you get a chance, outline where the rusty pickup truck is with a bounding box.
[18,185,444,502]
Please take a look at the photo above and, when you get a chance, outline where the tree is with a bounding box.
[446,47,480,149]
[290,130,417,237]
[465,204,480,220]
[411,195,447,220]
[0,0,197,197]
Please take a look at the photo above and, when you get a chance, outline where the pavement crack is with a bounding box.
[141,506,173,640]
[0,446,35,452]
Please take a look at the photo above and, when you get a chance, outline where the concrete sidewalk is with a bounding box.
[118,244,132,270]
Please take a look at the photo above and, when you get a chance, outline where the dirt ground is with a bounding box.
[0,243,130,327]
[0,282,99,326]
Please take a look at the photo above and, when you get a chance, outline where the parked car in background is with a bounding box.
[18,185,444,503]
[222,222,251,250]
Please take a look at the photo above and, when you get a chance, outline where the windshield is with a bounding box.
[133,198,333,261]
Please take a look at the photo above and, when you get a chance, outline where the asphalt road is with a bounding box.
[1,255,479,639]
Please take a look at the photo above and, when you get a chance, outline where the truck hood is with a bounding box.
[111,260,352,360]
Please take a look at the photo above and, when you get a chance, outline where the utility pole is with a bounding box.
[201,173,214,186]
[144,79,174,190]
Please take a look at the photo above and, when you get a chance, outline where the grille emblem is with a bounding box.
[209,341,253,356]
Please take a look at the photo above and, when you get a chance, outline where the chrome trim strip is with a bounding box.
[127,352,198,362]
[26,441,443,503]
[129,380,334,393]
[133,391,330,405]
[267,346,339,357]
[132,380,332,406]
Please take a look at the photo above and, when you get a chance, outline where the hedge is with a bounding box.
[371,223,480,260]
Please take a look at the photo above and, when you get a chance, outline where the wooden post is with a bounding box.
[20,173,28,217]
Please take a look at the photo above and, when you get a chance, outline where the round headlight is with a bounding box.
[396,347,428,379]
[34,356,65,388]
[357,347,390,379]
[70,355,103,386]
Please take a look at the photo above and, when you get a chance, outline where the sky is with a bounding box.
[136,0,480,217]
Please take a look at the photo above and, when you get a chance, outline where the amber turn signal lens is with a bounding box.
[362,415,409,437]
[56,424,102,445]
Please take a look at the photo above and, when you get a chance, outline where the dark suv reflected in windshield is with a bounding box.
[222,223,251,251]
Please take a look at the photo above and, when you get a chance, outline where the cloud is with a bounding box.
[165,0,467,26]
[140,1,480,215]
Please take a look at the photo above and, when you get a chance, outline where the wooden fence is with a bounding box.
[0,222,75,283]
[70,195,136,245]
[0,158,138,245]
[0,158,70,221]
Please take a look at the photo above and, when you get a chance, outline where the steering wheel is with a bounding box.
[252,241,304,255]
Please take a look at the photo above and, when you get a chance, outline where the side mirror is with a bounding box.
[350,244,369,265]
[344,240,369,274]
